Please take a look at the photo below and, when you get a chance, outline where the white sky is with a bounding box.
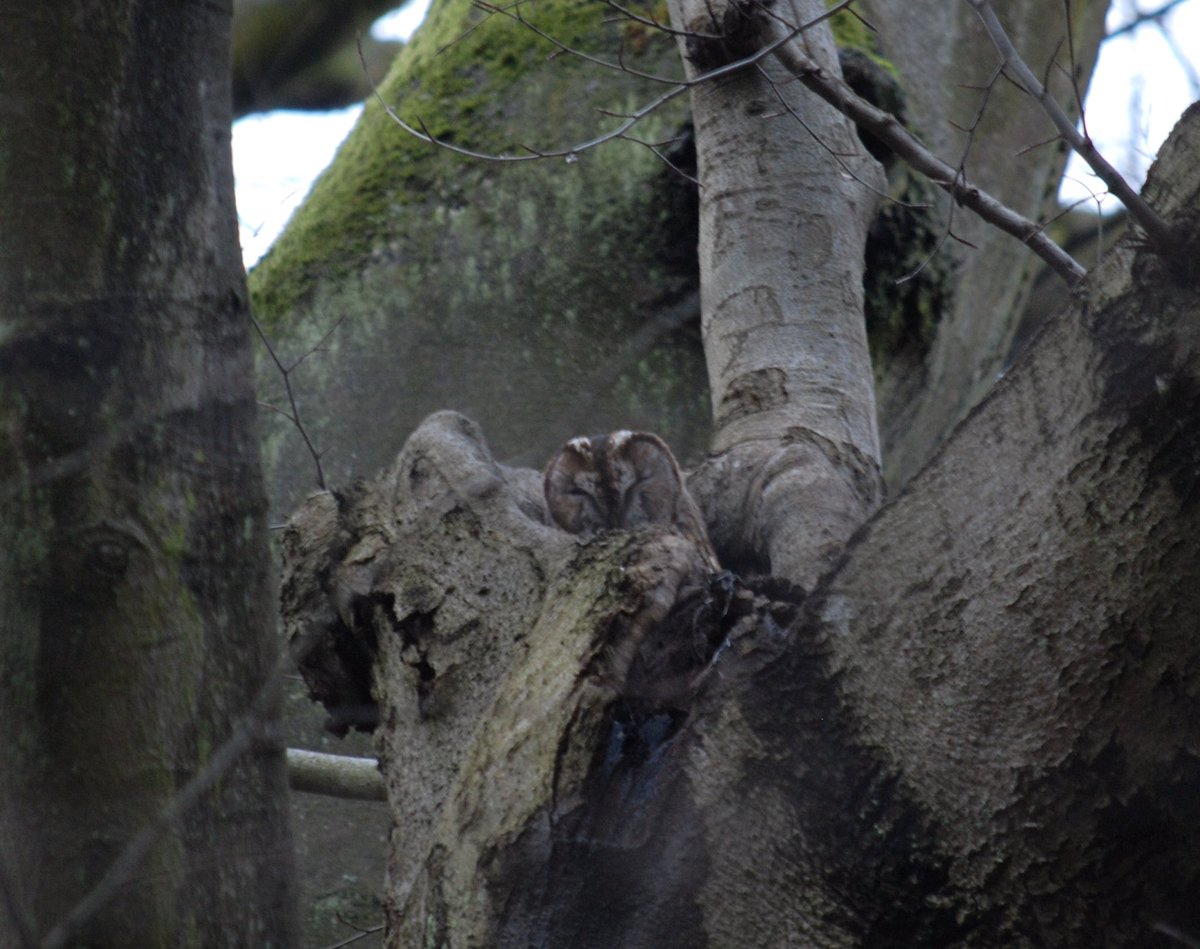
[233,0,1199,268]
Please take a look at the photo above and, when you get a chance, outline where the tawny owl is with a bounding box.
[544,431,719,569]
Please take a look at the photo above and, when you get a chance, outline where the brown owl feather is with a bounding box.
[544,431,719,569]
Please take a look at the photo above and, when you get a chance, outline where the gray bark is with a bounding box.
[0,2,296,945]
[669,0,886,586]
[281,103,1200,945]
[246,0,1111,527]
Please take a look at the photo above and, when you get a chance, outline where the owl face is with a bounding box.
[544,430,719,569]
[543,431,686,535]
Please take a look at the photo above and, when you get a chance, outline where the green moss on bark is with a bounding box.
[249,0,678,323]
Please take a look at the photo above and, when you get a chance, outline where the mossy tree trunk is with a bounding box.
[0,2,296,945]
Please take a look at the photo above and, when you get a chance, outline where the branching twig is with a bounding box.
[755,62,915,209]
[370,0,1088,283]
[475,0,684,85]
[964,0,1175,253]
[763,17,1087,284]
[252,313,343,491]
[601,0,721,39]
[1107,0,1190,39]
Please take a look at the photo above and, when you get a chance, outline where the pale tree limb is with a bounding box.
[287,749,387,801]
[964,0,1176,253]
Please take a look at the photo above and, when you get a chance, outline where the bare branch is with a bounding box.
[964,0,1175,253]
[601,0,721,39]
[622,134,703,184]
[320,921,387,949]
[371,0,1085,284]
[251,313,333,491]
[361,1,860,164]
[1106,0,1191,39]
[475,0,685,85]
[756,64,911,208]
[763,18,1087,284]
[1059,1,1089,135]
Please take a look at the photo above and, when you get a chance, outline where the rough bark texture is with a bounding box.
[669,0,886,586]
[280,413,726,945]
[281,104,1200,946]
[0,3,296,945]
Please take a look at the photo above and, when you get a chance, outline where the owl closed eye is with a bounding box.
[544,431,718,568]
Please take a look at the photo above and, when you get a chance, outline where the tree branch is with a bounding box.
[252,312,341,491]
[287,749,387,801]
[1106,0,1191,39]
[763,17,1087,284]
[362,0,859,164]
[964,0,1176,253]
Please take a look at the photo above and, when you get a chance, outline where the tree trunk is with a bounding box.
[0,3,296,945]
[669,0,885,585]
[281,102,1200,948]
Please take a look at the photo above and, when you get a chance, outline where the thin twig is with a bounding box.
[475,0,684,85]
[755,63,910,208]
[1060,1,1089,137]
[601,0,721,39]
[622,134,702,185]
[251,313,334,490]
[320,922,387,949]
[964,0,1175,252]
